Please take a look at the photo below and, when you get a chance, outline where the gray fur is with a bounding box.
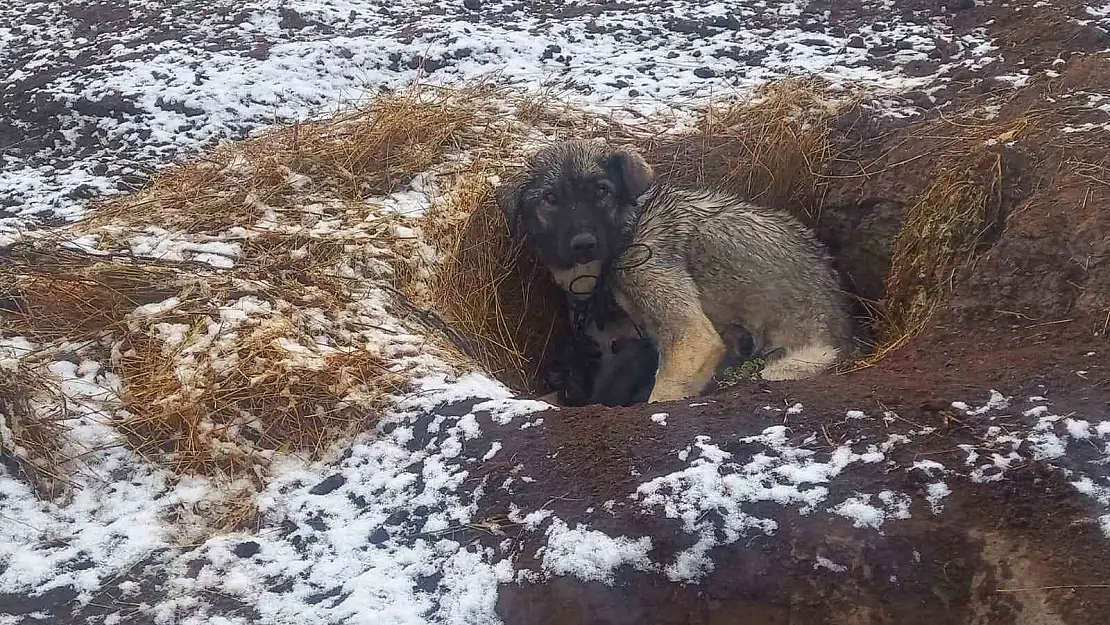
[499,139,854,403]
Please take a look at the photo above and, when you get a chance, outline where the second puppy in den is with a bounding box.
[497,139,854,403]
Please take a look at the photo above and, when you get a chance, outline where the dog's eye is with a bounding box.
[542,191,557,204]
[596,184,611,198]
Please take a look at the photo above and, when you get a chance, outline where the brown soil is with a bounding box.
[478,318,1109,624]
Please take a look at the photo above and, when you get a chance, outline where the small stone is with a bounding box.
[68,184,99,200]
[278,8,310,30]
[847,35,866,49]
[903,91,935,109]
[463,0,481,10]
[233,541,261,558]
[309,474,346,495]
[369,527,390,544]
[246,44,271,60]
[693,66,716,79]
[903,59,940,78]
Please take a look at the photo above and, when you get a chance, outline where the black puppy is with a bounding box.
[544,289,659,408]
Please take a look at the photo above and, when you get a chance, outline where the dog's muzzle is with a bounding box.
[568,232,599,264]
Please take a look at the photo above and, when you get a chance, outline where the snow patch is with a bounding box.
[540,519,654,585]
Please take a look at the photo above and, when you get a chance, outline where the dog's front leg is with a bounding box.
[619,267,727,404]
[647,310,727,403]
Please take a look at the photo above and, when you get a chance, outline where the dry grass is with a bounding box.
[420,166,569,391]
[1,83,525,484]
[644,78,856,216]
[0,244,193,339]
[88,82,506,234]
[115,316,406,476]
[854,112,1036,364]
[0,369,68,498]
[880,152,1004,343]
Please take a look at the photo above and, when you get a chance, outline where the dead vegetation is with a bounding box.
[0,77,1039,504]
[858,110,1037,365]
[643,78,855,216]
[116,316,405,477]
[0,369,68,498]
[420,179,568,392]
[0,245,192,340]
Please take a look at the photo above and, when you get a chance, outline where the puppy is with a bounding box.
[542,290,659,407]
[498,139,853,403]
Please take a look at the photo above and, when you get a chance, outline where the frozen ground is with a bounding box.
[3,348,1110,624]
[0,0,1002,230]
[4,1,1110,624]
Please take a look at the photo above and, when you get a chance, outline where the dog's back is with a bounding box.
[617,186,853,380]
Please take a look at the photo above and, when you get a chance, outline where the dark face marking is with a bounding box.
[501,140,654,270]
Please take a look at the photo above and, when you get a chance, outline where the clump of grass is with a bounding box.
[115,311,407,476]
[0,244,190,340]
[715,358,768,387]
[859,112,1035,364]
[643,78,855,217]
[89,82,506,235]
[419,164,570,392]
[0,368,68,498]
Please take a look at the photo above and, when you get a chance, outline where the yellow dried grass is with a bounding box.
[0,369,69,498]
[0,244,197,339]
[116,317,406,476]
[642,78,855,216]
[420,166,569,391]
[88,82,505,235]
[859,112,1036,362]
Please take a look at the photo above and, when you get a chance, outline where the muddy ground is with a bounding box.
[488,0,1110,622]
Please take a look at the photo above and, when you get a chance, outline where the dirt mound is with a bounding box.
[473,319,1108,623]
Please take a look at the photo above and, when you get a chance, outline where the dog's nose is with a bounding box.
[569,233,598,260]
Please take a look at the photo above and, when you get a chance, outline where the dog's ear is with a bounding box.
[494,168,528,231]
[607,150,655,200]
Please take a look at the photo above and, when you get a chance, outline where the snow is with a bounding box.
[540,519,654,585]
[925,482,952,514]
[1066,418,1093,440]
[1,0,998,235]
[814,556,848,573]
[829,496,886,529]
[632,425,896,582]
[955,389,1011,416]
[3,0,1110,620]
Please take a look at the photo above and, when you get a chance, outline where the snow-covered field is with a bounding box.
[1,0,1001,229]
[3,1,1110,624]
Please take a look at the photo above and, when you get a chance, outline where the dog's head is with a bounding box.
[496,139,655,272]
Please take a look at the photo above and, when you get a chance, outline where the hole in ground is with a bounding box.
[453,192,904,409]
